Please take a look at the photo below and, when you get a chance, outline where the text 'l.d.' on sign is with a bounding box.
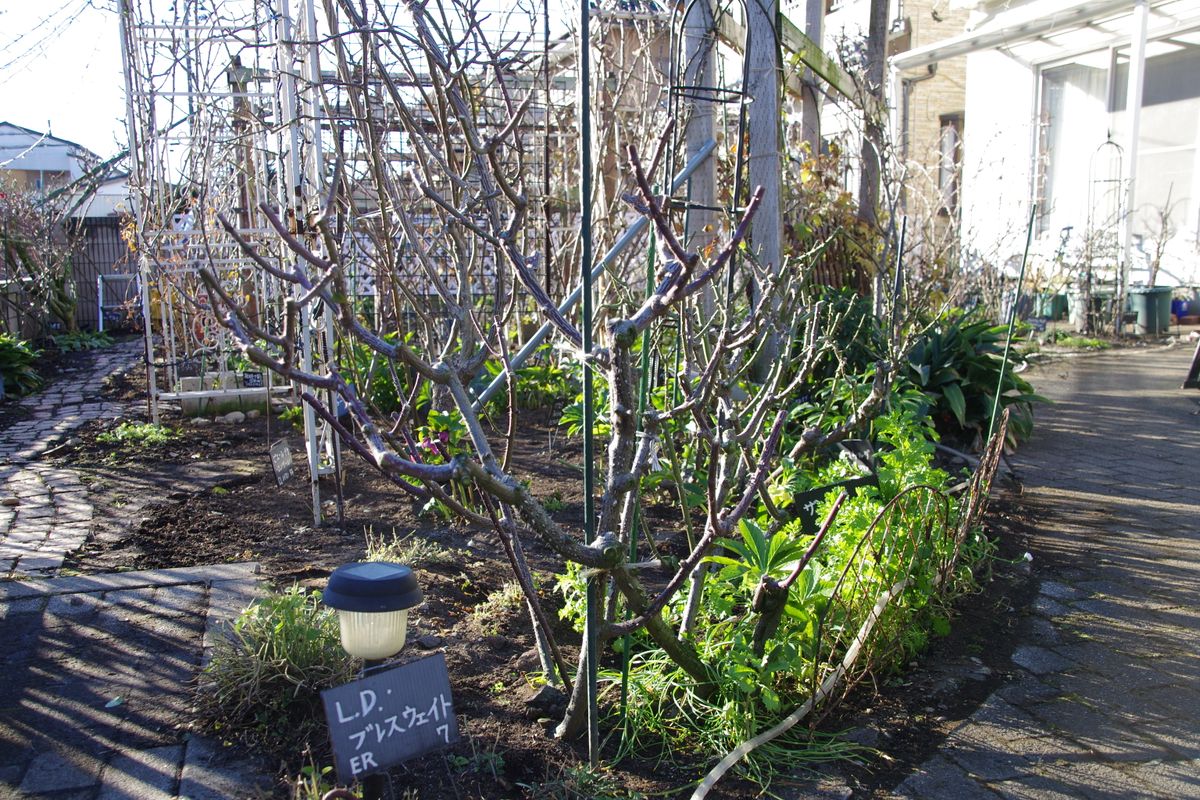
[321,653,459,783]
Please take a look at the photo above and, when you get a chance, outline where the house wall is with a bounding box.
[3,169,72,193]
[959,48,1037,269]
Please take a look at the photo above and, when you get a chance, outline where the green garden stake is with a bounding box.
[621,212,657,731]
[988,203,1037,443]
[578,0,599,768]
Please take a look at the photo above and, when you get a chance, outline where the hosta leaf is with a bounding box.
[942,382,967,426]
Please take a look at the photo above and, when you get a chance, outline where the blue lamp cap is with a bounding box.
[322,562,423,612]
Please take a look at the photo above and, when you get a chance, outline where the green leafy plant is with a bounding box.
[612,404,988,783]
[478,343,578,412]
[290,761,345,800]
[448,745,506,779]
[1052,334,1110,350]
[96,421,179,446]
[708,518,808,589]
[559,375,612,438]
[278,404,305,431]
[905,311,1045,442]
[52,330,114,352]
[344,332,411,415]
[0,334,43,397]
[543,491,567,513]
[554,560,590,633]
[197,586,358,755]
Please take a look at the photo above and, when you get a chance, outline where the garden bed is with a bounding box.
[41,355,1042,799]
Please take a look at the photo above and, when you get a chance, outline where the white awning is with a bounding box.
[891,0,1200,69]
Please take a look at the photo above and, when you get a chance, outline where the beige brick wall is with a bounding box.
[896,0,971,223]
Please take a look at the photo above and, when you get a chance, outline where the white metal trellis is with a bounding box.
[120,0,338,523]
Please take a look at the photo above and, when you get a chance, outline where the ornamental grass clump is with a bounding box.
[197,586,357,756]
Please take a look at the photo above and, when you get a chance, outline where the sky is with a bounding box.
[0,1,127,159]
[0,0,561,163]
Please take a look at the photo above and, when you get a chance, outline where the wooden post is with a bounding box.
[683,0,718,314]
[858,0,887,229]
[747,0,782,378]
[801,0,823,153]
[859,0,888,316]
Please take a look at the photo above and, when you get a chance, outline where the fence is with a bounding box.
[72,217,136,331]
[0,216,135,338]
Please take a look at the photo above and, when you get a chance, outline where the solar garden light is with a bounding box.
[322,562,423,800]
[322,562,423,661]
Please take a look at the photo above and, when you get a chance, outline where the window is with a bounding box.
[1037,60,1109,235]
[938,113,963,216]
[1038,35,1200,241]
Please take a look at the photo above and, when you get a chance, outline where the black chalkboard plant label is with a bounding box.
[270,439,294,486]
[321,653,459,784]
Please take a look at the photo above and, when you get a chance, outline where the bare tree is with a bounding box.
[0,176,84,335]
[185,0,891,740]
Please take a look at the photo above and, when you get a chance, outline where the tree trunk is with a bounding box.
[857,0,888,229]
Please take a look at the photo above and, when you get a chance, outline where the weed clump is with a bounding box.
[365,528,458,568]
[197,586,357,756]
[470,581,525,635]
[53,330,114,352]
[1052,334,1110,350]
[97,421,179,447]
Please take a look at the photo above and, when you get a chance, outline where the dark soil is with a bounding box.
[56,355,1042,799]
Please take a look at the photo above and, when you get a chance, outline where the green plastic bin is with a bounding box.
[1040,292,1067,320]
[1128,286,1173,335]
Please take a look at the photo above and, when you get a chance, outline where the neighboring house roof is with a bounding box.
[68,172,132,219]
[0,121,100,176]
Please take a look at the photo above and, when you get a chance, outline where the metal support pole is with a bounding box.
[361,658,386,800]
[578,0,600,769]
[472,139,717,411]
[989,203,1037,443]
[1120,0,1149,331]
[138,258,158,424]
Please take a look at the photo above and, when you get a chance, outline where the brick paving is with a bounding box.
[0,564,268,798]
[1,343,270,798]
[1,341,141,579]
[893,345,1200,799]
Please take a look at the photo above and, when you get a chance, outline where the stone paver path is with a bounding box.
[1,341,141,578]
[1,343,271,797]
[0,564,268,799]
[895,345,1200,799]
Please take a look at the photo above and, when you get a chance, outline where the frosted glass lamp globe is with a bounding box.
[321,562,423,660]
